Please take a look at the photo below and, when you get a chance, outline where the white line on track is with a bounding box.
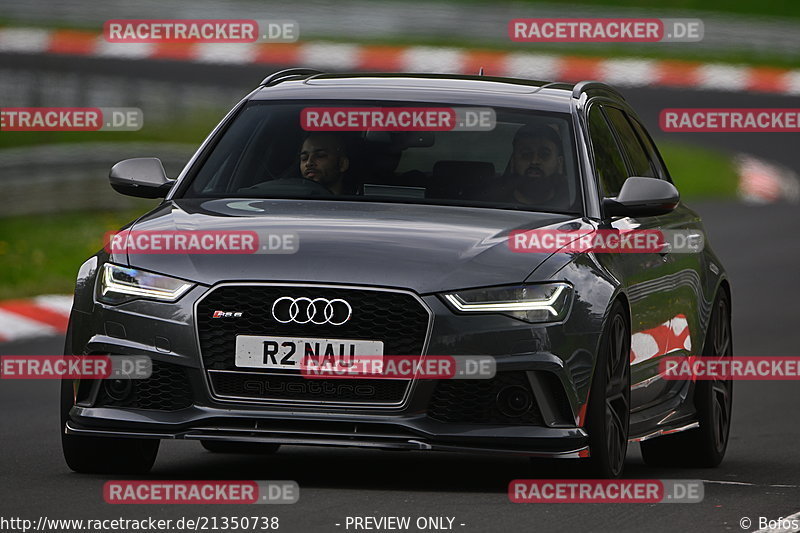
[703,480,800,489]
[702,481,800,532]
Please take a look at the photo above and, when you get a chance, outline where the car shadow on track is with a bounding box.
[126,443,723,494]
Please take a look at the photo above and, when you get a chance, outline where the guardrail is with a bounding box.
[0,143,195,217]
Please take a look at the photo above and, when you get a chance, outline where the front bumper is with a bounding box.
[65,406,589,458]
[66,279,604,458]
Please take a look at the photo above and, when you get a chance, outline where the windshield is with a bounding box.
[179,101,582,214]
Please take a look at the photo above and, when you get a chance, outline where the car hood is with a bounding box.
[116,199,583,294]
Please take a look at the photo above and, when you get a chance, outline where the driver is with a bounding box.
[299,133,350,194]
[500,124,569,206]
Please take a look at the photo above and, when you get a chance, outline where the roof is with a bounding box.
[249,70,620,112]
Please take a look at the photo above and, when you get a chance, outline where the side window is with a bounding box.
[603,107,655,178]
[629,117,671,181]
[587,106,628,197]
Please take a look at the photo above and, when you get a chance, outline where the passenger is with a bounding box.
[500,125,569,206]
[299,134,350,194]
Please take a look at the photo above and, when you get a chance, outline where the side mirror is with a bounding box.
[109,158,174,199]
[602,177,679,218]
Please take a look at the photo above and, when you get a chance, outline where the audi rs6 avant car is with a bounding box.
[61,69,732,478]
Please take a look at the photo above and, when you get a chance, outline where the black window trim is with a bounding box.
[599,104,657,180]
[628,115,675,184]
[585,100,630,200]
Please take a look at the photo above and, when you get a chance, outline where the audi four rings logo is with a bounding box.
[271,296,353,325]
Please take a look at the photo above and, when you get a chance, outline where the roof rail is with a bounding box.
[260,68,325,86]
[571,80,626,100]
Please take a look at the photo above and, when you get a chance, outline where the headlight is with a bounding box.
[441,283,572,323]
[97,263,194,304]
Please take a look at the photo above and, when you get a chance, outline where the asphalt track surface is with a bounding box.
[1,57,799,533]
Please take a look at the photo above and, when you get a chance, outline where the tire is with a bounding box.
[200,440,281,454]
[579,301,632,478]
[641,289,733,468]
[60,379,159,474]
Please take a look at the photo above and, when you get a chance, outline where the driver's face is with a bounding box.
[511,137,563,180]
[299,136,349,188]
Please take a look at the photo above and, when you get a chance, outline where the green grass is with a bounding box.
[318,34,800,70]
[0,140,738,300]
[2,0,796,23]
[0,113,224,150]
[505,0,800,19]
[658,141,738,198]
[453,0,800,19]
[0,209,151,300]
[3,2,800,70]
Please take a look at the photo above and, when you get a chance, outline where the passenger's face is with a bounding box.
[299,136,348,187]
[511,137,563,180]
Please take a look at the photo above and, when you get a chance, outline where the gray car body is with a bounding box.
[64,73,729,457]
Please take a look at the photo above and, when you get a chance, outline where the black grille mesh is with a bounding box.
[427,372,544,425]
[196,285,429,403]
[197,285,429,370]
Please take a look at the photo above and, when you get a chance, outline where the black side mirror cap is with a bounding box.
[109,158,174,199]
[602,177,680,218]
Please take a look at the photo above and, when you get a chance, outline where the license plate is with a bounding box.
[234,335,384,370]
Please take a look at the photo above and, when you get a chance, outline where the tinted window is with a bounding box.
[180,101,582,214]
[629,117,670,181]
[587,106,628,197]
[604,107,655,178]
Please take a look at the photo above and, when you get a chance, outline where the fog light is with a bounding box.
[104,378,133,401]
[497,385,532,417]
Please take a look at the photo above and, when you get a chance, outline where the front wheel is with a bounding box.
[580,301,631,478]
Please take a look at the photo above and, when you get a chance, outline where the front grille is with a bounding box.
[427,372,544,425]
[210,371,409,403]
[96,360,193,411]
[196,285,430,405]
